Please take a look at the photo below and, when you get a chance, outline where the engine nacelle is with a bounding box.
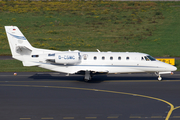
[55,52,81,65]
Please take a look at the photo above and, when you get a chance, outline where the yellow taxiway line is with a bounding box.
[0,84,179,120]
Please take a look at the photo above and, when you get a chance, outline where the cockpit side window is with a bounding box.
[147,55,156,61]
[144,56,150,61]
[144,56,156,61]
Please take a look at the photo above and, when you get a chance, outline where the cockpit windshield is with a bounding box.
[144,55,156,61]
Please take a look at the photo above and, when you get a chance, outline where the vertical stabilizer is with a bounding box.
[5,26,33,61]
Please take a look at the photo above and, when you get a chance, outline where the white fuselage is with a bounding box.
[21,49,177,74]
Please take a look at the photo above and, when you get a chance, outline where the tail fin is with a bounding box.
[5,26,33,61]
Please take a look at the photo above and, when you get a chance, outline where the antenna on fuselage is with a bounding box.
[97,49,100,52]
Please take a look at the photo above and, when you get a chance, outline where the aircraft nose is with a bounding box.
[170,65,177,71]
[159,61,177,71]
[166,64,177,71]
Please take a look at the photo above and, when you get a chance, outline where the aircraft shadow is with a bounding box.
[29,73,179,83]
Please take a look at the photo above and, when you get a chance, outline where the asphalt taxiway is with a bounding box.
[0,72,180,120]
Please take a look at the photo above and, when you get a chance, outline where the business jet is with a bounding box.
[5,26,177,81]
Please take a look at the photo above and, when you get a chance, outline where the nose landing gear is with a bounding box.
[155,72,162,81]
[155,71,174,81]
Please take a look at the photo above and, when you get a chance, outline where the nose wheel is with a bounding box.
[155,72,162,81]
[158,75,162,81]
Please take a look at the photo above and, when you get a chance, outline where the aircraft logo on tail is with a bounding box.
[8,32,27,40]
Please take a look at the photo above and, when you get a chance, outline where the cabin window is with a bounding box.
[94,56,97,60]
[32,55,39,57]
[102,56,105,60]
[118,56,121,60]
[141,57,144,60]
[126,57,129,60]
[110,56,113,60]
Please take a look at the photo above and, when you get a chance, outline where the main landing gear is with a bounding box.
[84,70,92,81]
